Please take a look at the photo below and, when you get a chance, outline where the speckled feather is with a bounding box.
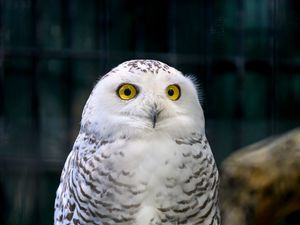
[54,60,220,225]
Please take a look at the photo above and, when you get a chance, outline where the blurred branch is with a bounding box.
[4,47,300,75]
[220,128,300,225]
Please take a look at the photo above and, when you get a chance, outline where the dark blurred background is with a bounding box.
[0,0,299,224]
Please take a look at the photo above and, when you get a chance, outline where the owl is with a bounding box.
[54,60,220,225]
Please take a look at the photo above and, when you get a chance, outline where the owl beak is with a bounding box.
[150,104,161,128]
[152,111,158,128]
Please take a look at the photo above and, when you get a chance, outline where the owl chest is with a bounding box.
[91,137,210,198]
[76,136,215,224]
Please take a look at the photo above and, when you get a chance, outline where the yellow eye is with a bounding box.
[117,83,138,100]
[166,84,181,101]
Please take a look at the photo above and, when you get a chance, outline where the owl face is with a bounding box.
[81,60,205,138]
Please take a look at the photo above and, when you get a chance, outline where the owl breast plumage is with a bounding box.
[54,60,220,225]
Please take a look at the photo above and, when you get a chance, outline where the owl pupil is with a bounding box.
[168,89,174,96]
[124,88,131,96]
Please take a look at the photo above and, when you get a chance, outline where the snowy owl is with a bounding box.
[54,60,220,225]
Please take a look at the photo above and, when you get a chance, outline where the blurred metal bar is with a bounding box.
[233,0,245,149]
[95,0,102,68]
[204,0,213,97]
[0,155,64,173]
[30,0,41,223]
[4,47,300,74]
[0,0,4,119]
[3,47,300,78]
[61,0,74,149]
[0,179,5,225]
[168,0,177,66]
[3,47,206,63]
[30,0,40,129]
[95,0,110,72]
[104,0,110,68]
[235,0,245,120]
[268,0,279,134]
[0,8,6,225]
[134,1,145,57]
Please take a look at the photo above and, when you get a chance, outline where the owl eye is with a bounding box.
[117,83,138,100]
[166,84,181,101]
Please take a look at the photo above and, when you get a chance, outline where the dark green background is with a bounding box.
[0,0,299,224]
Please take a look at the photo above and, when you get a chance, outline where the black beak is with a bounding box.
[152,111,157,128]
[150,104,161,128]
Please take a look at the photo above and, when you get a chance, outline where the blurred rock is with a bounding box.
[220,128,300,225]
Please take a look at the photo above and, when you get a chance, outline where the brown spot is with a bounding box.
[66,212,73,221]
[69,202,75,211]
[73,218,80,225]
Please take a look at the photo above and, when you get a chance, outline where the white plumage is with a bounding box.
[54,60,220,225]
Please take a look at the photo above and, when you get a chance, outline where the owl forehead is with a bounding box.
[102,60,182,81]
[122,59,173,74]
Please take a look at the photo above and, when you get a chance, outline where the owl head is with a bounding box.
[81,60,205,139]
